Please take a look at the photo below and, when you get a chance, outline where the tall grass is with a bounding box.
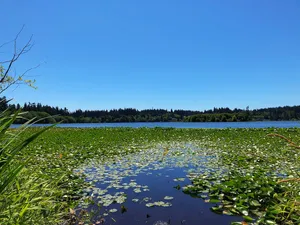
[0,109,65,224]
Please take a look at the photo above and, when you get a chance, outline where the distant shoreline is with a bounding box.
[12,119,300,125]
[11,121,300,129]
[2,96,300,124]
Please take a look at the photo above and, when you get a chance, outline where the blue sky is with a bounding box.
[1,0,300,111]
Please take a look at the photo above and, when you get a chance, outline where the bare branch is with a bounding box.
[20,64,40,78]
[0,25,38,95]
[0,25,34,84]
[0,64,39,95]
[277,178,300,183]
[1,35,34,65]
[13,25,25,54]
[267,133,300,149]
[0,25,25,59]
[0,39,14,50]
[1,56,15,82]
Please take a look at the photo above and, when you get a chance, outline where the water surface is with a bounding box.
[75,142,243,225]
[12,121,300,129]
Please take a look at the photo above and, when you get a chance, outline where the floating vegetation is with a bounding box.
[109,208,117,213]
[75,141,212,211]
[173,178,185,182]
[132,198,139,202]
[145,201,172,208]
[163,196,174,200]
[7,127,300,224]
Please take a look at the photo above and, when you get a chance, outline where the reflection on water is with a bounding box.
[75,142,243,225]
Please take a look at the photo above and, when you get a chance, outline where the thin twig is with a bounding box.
[277,178,300,183]
[268,133,300,183]
[0,64,39,95]
[1,25,34,83]
[267,133,300,149]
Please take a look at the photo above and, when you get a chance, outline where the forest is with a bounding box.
[1,97,300,123]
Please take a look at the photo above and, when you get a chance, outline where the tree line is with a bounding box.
[1,97,300,123]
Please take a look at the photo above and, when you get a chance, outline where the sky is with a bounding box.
[1,0,300,111]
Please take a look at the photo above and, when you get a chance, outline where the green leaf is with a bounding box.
[266,220,276,224]
[209,198,219,203]
[250,200,261,207]
[243,215,254,222]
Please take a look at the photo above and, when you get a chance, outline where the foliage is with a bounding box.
[0,107,64,224]
[0,27,37,94]
[0,29,66,224]
[182,129,300,224]
[3,98,300,123]
[7,127,299,224]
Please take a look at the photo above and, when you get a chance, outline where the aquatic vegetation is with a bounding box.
[174,178,185,182]
[109,208,117,213]
[145,201,172,207]
[153,220,169,225]
[183,130,300,225]
[164,196,174,200]
[3,127,299,224]
[0,109,61,225]
[75,140,210,213]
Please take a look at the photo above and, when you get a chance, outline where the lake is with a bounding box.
[13,126,299,224]
[76,142,244,225]
[11,121,300,129]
